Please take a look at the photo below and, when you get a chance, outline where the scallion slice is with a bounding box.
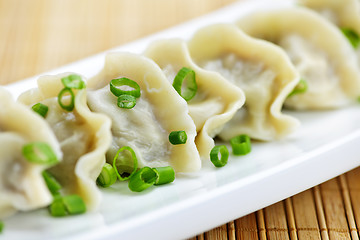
[49,196,67,217]
[341,28,360,48]
[210,145,229,167]
[97,163,117,188]
[58,87,75,111]
[42,171,61,196]
[288,78,308,97]
[117,94,137,109]
[62,195,86,215]
[113,146,138,181]
[110,78,141,98]
[230,134,251,156]
[173,67,197,101]
[22,142,58,165]
[32,103,48,118]
[169,130,187,145]
[152,166,175,185]
[61,74,86,89]
[128,167,157,192]
[0,221,4,233]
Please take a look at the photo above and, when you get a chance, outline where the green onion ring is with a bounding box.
[288,78,308,97]
[49,196,67,217]
[110,77,141,98]
[210,145,229,168]
[230,134,251,156]
[173,67,197,101]
[62,195,86,215]
[22,142,58,165]
[97,163,117,188]
[168,130,187,145]
[0,221,4,233]
[58,87,75,111]
[61,74,86,89]
[113,146,138,181]
[128,167,157,192]
[341,28,360,49]
[31,103,48,118]
[117,94,137,109]
[152,166,175,185]
[42,171,62,196]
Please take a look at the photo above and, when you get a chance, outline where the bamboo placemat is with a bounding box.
[1,1,360,239]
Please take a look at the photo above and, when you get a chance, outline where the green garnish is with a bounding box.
[110,77,141,98]
[0,221,4,233]
[61,74,86,89]
[31,103,48,118]
[230,134,251,156]
[128,167,157,192]
[173,67,197,101]
[288,78,308,97]
[210,145,229,168]
[113,146,138,181]
[57,87,75,111]
[169,131,187,145]
[49,196,67,217]
[42,171,62,196]
[49,195,86,217]
[341,28,360,48]
[152,166,175,185]
[117,94,137,109]
[97,163,117,188]
[22,142,58,165]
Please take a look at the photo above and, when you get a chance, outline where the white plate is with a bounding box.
[3,0,360,239]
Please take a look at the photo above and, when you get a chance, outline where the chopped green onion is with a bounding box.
[117,94,137,109]
[152,166,175,185]
[169,130,187,145]
[22,142,58,165]
[61,74,86,89]
[113,146,138,181]
[210,145,229,167]
[58,87,75,111]
[341,28,360,48]
[173,67,197,101]
[128,167,157,192]
[49,196,67,217]
[42,171,61,196]
[97,163,117,188]
[288,78,308,97]
[230,134,251,156]
[110,77,141,98]
[0,221,4,233]
[62,195,86,215]
[31,103,48,118]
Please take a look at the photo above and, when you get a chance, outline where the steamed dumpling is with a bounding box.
[87,52,201,172]
[237,7,360,110]
[0,87,61,219]
[18,73,112,210]
[187,24,300,141]
[144,39,245,157]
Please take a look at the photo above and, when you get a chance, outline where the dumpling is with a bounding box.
[86,52,201,172]
[298,0,360,64]
[18,73,112,210]
[237,7,360,110]
[0,87,61,219]
[187,23,300,141]
[144,39,245,157]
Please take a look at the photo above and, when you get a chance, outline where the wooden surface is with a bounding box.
[1,0,360,239]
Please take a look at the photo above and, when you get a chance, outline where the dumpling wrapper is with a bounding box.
[298,0,360,67]
[18,73,112,210]
[144,39,245,158]
[237,7,360,110]
[187,23,300,141]
[87,52,201,172]
[0,87,61,219]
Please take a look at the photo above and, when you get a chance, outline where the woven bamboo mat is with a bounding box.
[1,1,360,239]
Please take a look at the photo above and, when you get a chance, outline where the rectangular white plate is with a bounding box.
[3,0,360,239]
